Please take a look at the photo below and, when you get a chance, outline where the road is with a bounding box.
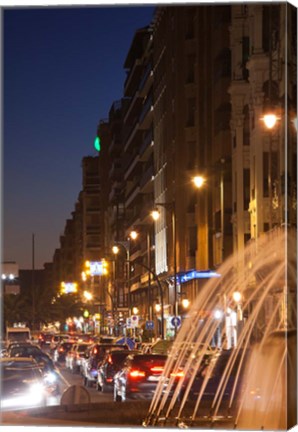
[56,361,113,404]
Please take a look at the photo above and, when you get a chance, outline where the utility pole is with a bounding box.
[32,233,35,330]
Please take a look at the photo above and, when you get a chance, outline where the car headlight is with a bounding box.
[44,372,57,384]
[30,382,44,394]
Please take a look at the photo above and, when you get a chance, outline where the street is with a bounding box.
[56,361,113,404]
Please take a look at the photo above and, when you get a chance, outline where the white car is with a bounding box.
[1,357,48,410]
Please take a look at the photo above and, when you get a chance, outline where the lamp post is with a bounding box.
[112,231,137,318]
[152,201,178,335]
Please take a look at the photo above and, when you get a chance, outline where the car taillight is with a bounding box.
[129,369,146,378]
[106,378,113,383]
[150,366,164,373]
[170,369,184,378]
[107,355,113,364]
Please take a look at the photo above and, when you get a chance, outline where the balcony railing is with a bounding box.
[139,95,153,126]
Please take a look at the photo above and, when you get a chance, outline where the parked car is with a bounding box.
[65,342,91,373]
[53,341,75,363]
[113,353,183,402]
[1,357,48,410]
[96,349,140,392]
[82,343,129,388]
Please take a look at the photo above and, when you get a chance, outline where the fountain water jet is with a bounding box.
[143,227,296,429]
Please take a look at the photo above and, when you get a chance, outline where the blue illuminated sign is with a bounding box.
[178,270,221,284]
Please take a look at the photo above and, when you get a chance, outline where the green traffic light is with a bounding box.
[94,136,101,152]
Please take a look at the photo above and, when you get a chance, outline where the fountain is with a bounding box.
[143,227,297,430]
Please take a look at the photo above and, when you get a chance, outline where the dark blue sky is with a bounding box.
[3,6,155,269]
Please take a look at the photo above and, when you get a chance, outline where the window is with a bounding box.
[185,9,195,39]
[186,55,195,83]
[263,152,269,197]
[243,169,250,210]
[243,105,250,146]
[187,141,197,169]
[214,103,231,134]
[214,48,231,82]
[186,98,196,127]
[188,226,197,256]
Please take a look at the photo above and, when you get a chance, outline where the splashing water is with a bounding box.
[143,227,297,429]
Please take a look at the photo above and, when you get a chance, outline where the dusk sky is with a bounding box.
[3,5,155,269]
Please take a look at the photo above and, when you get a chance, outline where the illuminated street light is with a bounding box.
[155,303,161,313]
[83,290,93,301]
[233,291,242,303]
[193,175,205,189]
[181,298,190,309]
[262,113,279,129]
[151,209,160,221]
[112,245,120,255]
[130,230,138,240]
[214,309,223,320]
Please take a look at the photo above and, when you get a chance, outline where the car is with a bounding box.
[49,334,71,352]
[65,342,91,373]
[53,341,75,363]
[82,343,129,388]
[1,357,49,410]
[38,332,54,348]
[184,348,248,400]
[96,349,140,393]
[113,353,183,402]
[8,344,44,358]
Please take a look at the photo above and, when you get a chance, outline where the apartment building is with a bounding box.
[151,6,233,335]
[230,3,297,256]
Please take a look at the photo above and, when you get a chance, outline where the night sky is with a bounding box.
[3,5,155,269]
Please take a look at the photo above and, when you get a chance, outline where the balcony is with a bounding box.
[108,159,123,181]
[139,63,153,97]
[86,206,100,213]
[139,165,154,192]
[124,151,140,181]
[139,95,153,130]
[123,91,142,124]
[139,128,154,161]
[125,183,141,208]
[124,59,142,97]
[124,119,139,152]
[86,225,101,235]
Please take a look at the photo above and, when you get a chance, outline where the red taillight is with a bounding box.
[107,355,113,364]
[129,369,146,378]
[150,366,164,373]
[170,370,185,378]
[106,378,113,383]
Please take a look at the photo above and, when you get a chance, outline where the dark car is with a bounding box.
[38,332,54,347]
[96,349,140,392]
[1,357,48,410]
[82,343,129,388]
[113,353,183,402]
[7,343,60,394]
[185,348,248,400]
[53,341,74,363]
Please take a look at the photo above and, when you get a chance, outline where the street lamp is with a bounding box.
[112,235,136,317]
[192,175,205,189]
[262,113,279,129]
[151,201,178,336]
